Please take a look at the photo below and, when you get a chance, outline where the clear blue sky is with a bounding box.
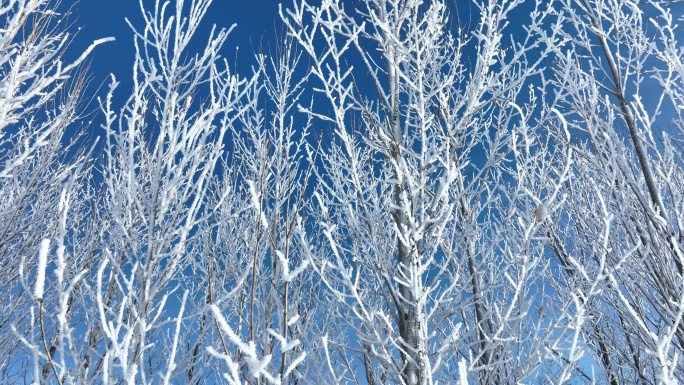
[71,0,284,89]
[66,0,542,161]
[69,0,543,91]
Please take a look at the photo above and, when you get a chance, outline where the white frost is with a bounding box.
[34,239,50,300]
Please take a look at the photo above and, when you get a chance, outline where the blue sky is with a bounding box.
[65,0,544,190]
[69,0,541,96]
[71,0,284,92]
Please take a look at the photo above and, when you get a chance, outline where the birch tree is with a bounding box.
[533,0,684,383]
[90,0,260,381]
[0,0,111,381]
[281,0,570,383]
[195,37,314,384]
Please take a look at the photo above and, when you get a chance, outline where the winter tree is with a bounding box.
[280,0,580,383]
[533,0,684,383]
[2,0,684,384]
[191,36,315,383]
[0,0,111,382]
